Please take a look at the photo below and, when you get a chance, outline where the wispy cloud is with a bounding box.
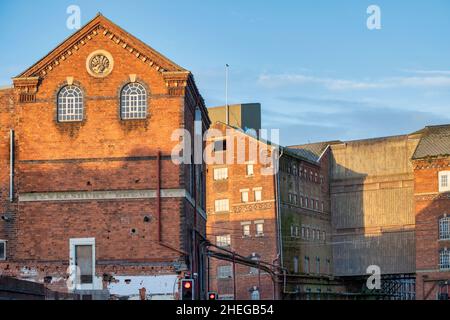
[258,73,450,90]
[402,69,450,76]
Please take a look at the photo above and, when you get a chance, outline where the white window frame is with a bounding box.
[255,222,264,237]
[439,171,450,192]
[439,249,450,270]
[254,188,262,202]
[246,163,254,176]
[439,216,450,240]
[0,240,6,261]
[243,224,251,237]
[213,167,228,181]
[215,199,229,213]
[217,265,233,279]
[69,238,101,291]
[120,82,148,120]
[216,234,231,247]
[57,85,84,122]
[241,189,249,203]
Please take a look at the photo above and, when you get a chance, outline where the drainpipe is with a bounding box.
[274,149,284,267]
[9,129,14,202]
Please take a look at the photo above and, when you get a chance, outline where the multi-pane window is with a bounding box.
[214,199,229,212]
[243,224,251,237]
[217,265,233,279]
[254,189,262,202]
[120,83,147,119]
[246,164,254,176]
[0,240,6,260]
[214,167,228,180]
[439,249,450,270]
[439,216,450,240]
[216,235,231,247]
[255,223,264,236]
[57,85,83,122]
[241,190,249,203]
[439,171,450,192]
[301,227,305,239]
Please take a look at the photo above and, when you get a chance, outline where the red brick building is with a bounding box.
[206,122,279,300]
[0,14,210,299]
[206,121,338,300]
[413,125,450,300]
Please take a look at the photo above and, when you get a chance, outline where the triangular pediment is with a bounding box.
[17,13,186,79]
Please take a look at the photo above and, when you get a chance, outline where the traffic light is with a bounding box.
[181,279,194,300]
[207,292,218,300]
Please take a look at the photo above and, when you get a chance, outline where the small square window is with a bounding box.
[218,265,233,279]
[216,235,231,247]
[214,140,227,152]
[214,167,228,180]
[215,199,229,213]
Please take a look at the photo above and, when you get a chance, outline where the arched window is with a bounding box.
[57,85,84,122]
[439,216,450,240]
[120,83,147,119]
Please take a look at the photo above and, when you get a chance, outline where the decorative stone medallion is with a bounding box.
[86,50,114,78]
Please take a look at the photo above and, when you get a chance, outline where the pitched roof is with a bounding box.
[412,124,450,159]
[16,13,186,79]
[211,121,319,165]
[288,141,342,162]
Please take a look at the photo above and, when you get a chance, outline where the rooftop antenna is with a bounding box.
[225,64,229,125]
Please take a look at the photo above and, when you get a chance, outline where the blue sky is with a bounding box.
[1,0,449,145]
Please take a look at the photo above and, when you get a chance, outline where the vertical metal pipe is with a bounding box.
[233,252,237,299]
[9,129,14,202]
[157,151,161,242]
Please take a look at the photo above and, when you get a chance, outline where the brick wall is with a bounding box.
[0,15,209,298]
[414,158,450,300]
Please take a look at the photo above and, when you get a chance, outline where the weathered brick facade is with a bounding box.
[0,14,209,299]
[206,123,278,300]
[414,157,450,300]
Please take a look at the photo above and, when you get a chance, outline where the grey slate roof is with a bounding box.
[412,124,450,159]
[288,141,342,162]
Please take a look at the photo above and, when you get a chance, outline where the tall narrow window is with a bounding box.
[246,163,254,176]
[120,83,147,119]
[439,171,450,192]
[242,224,251,237]
[439,216,450,240]
[241,190,249,203]
[57,85,84,122]
[293,256,299,273]
[255,222,264,236]
[0,241,6,260]
[304,256,310,273]
[254,189,262,202]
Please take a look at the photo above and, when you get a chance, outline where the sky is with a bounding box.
[1,0,449,145]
